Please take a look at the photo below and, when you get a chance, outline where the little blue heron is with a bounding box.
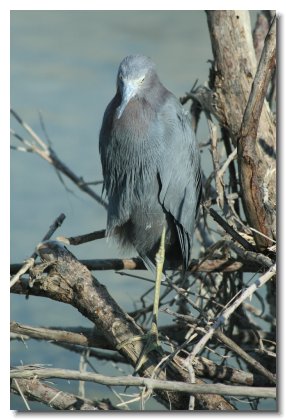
[99,55,202,369]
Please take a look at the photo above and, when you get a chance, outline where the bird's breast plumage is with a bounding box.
[101,98,163,195]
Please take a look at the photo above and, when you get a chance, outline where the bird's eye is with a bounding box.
[119,74,123,81]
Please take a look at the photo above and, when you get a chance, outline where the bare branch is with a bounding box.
[10,321,113,350]
[11,240,233,410]
[10,256,266,276]
[10,11,277,412]
[10,213,66,288]
[11,109,108,209]
[11,377,117,410]
[207,207,256,252]
[12,321,271,387]
[186,264,276,384]
[237,16,276,251]
[207,114,225,209]
[217,147,237,181]
[11,366,276,399]
[57,229,106,245]
[163,308,276,385]
[242,17,276,133]
[253,12,270,62]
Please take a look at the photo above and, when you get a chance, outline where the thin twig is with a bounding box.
[162,307,276,385]
[11,109,49,151]
[11,109,108,209]
[57,229,106,245]
[10,213,66,288]
[207,207,256,252]
[226,241,274,268]
[186,264,276,384]
[206,113,225,210]
[13,379,31,411]
[217,147,237,180]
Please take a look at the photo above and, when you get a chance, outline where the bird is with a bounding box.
[99,54,202,270]
[99,54,202,368]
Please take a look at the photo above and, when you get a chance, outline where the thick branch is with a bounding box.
[11,366,276,399]
[242,17,276,132]
[206,11,276,251]
[206,11,275,150]
[10,213,66,288]
[237,16,276,250]
[11,377,117,410]
[10,256,265,276]
[10,321,113,350]
[11,240,233,410]
[10,321,273,387]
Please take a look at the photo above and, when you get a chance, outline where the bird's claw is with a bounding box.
[116,327,163,374]
[134,323,163,373]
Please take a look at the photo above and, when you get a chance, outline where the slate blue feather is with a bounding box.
[99,55,202,271]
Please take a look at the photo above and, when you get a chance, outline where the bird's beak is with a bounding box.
[116,81,138,119]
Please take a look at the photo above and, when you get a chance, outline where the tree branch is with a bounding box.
[10,213,66,288]
[11,366,276,399]
[237,16,276,250]
[186,263,276,384]
[10,256,266,276]
[10,240,233,410]
[11,109,107,209]
[11,321,271,386]
[11,377,117,410]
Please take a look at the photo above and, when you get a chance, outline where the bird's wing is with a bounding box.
[99,98,115,192]
[157,95,202,270]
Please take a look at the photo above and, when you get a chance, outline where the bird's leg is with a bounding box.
[134,225,166,372]
[150,224,166,341]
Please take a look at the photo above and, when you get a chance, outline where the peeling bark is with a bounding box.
[206,11,276,250]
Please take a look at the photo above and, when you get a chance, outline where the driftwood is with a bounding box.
[11,240,235,410]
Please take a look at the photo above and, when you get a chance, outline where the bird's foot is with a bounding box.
[134,322,164,373]
[116,323,163,373]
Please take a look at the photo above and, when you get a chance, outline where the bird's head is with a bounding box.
[115,55,157,119]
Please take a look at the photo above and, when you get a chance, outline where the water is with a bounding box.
[11,10,274,411]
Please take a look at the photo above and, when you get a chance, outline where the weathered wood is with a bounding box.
[206,11,275,148]
[10,213,66,288]
[10,321,273,387]
[11,366,276,399]
[11,240,233,411]
[238,16,276,250]
[253,12,270,62]
[206,11,276,251]
[11,377,117,410]
[10,256,265,275]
